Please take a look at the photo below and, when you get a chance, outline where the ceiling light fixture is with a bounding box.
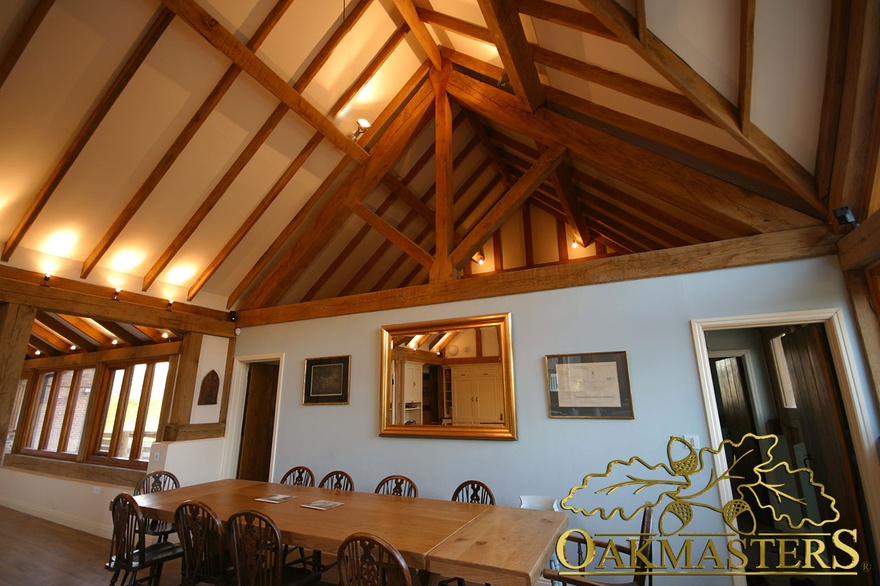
[352,118,371,142]
[472,250,485,265]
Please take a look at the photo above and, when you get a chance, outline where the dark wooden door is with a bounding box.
[710,355,771,527]
[782,324,873,585]
[237,362,278,481]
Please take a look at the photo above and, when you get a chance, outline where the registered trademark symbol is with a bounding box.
[862,561,872,572]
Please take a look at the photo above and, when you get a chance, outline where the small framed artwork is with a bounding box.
[545,351,633,418]
[303,355,350,405]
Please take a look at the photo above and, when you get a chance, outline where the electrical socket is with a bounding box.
[152,451,161,462]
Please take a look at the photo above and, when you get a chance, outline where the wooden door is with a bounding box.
[782,324,873,585]
[710,356,772,527]
[237,362,278,481]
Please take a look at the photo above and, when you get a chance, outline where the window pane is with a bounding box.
[64,369,94,454]
[45,371,73,451]
[101,369,125,454]
[28,373,54,449]
[118,364,147,460]
[140,362,169,460]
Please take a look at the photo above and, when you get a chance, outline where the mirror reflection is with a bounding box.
[380,314,517,440]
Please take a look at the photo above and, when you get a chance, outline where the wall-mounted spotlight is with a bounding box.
[229,310,237,322]
[166,300,174,311]
[571,239,579,249]
[833,206,857,227]
[352,118,371,142]
[472,250,485,265]
[113,288,120,301]
[41,273,51,287]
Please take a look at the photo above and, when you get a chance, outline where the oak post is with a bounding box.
[165,332,203,436]
[0,303,36,465]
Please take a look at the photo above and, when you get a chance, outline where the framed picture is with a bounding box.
[303,355,350,405]
[545,351,633,418]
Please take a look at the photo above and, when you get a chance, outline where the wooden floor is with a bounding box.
[0,505,182,585]
[0,505,341,586]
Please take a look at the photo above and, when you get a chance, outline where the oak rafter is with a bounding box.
[2,6,174,262]
[81,0,296,279]
[579,0,825,218]
[158,0,367,164]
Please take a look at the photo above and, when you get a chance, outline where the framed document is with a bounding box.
[303,355,350,405]
[545,352,633,418]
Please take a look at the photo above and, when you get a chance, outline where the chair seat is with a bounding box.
[106,541,183,571]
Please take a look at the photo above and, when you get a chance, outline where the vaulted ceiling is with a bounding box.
[1,0,879,358]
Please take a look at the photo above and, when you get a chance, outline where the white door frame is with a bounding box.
[691,308,880,574]
[220,352,285,481]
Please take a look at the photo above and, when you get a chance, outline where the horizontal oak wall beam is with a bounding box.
[238,226,839,326]
[0,272,234,337]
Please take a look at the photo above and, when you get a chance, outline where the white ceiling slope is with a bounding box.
[0,0,847,317]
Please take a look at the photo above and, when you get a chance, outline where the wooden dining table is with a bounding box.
[133,478,567,586]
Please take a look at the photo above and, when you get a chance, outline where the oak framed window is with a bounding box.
[90,359,171,465]
[21,367,95,459]
[16,358,171,469]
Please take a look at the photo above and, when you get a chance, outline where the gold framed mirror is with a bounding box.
[380,313,517,440]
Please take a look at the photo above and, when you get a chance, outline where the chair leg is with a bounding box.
[149,563,164,586]
[108,569,120,586]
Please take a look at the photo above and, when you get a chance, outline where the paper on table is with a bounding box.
[255,493,296,503]
[300,499,343,510]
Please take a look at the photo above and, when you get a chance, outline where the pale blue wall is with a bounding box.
[232,255,876,584]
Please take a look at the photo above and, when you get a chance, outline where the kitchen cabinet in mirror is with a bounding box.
[380,314,517,440]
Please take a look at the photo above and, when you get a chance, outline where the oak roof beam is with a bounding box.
[477,0,544,112]
[838,210,880,272]
[239,83,435,309]
[2,6,174,262]
[82,0,295,279]
[392,0,442,69]
[579,0,825,218]
[158,20,409,297]
[447,69,819,235]
[451,144,566,268]
[159,0,367,164]
[351,201,434,269]
[236,226,838,325]
[0,0,54,89]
